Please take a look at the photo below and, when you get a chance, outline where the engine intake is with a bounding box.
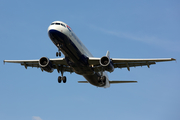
[100,56,114,72]
[39,57,54,73]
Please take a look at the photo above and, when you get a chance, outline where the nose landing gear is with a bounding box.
[56,52,61,57]
[56,44,61,57]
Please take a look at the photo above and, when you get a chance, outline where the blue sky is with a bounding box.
[0,0,180,120]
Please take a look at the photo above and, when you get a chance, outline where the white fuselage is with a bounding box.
[48,21,110,88]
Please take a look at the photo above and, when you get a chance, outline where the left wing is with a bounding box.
[89,57,176,71]
[3,58,73,73]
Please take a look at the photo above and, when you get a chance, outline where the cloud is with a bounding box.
[32,116,42,120]
[89,25,180,52]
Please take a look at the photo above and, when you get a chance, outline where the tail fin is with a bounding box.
[109,81,137,84]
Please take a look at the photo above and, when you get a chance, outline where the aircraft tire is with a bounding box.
[56,52,59,57]
[58,76,62,83]
[62,76,67,83]
[58,52,61,57]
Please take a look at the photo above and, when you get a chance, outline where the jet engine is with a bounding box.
[39,57,54,73]
[100,56,114,72]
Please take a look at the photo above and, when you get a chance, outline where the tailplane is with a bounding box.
[109,81,137,84]
[78,81,137,84]
[78,81,88,83]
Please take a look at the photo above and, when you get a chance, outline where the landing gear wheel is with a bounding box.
[58,52,61,57]
[58,76,67,83]
[62,76,67,83]
[56,52,61,57]
[58,76,62,83]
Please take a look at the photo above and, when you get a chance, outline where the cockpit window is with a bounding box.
[51,22,66,28]
[61,23,66,27]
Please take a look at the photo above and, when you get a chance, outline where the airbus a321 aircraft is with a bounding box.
[4,21,176,88]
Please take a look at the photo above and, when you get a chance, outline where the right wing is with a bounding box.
[3,58,73,73]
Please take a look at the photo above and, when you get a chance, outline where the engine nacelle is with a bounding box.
[39,57,54,73]
[100,56,114,72]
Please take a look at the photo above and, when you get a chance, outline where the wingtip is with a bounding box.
[171,58,176,61]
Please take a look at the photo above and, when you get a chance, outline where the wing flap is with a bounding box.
[4,59,40,69]
[112,58,175,71]
[113,61,156,68]
[112,58,176,63]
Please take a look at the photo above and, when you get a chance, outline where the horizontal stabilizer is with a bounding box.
[109,81,137,84]
[78,81,88,83]
[78,81,137,84]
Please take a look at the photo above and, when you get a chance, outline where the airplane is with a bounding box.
[3,21,176,88]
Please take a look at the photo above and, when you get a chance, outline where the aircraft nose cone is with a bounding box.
[48,29,58,40]
[48,29,67,45]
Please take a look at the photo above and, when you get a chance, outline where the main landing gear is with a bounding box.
[98,76,106,85]
[57,67,67,83]
[56,44,61,57]
[58,76,67,83]
[98,69,106,85]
